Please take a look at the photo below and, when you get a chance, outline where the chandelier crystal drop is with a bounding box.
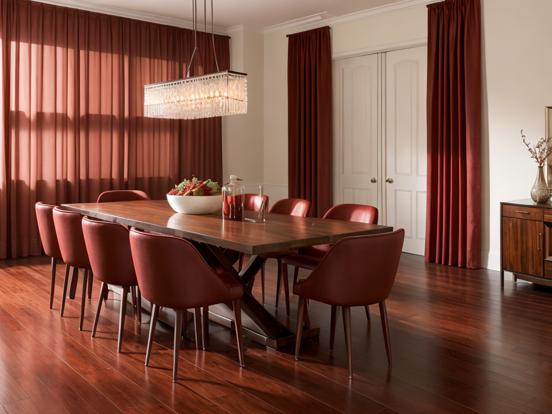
[144,71,247,119]
[143,0,247,120]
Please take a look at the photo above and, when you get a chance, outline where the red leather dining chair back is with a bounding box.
[323,203,378,224]
[82,217,136,287]
[298,229,404,306]
[270,198,311,217]
[129,229,243,309]
[35,202,62,260]
[97,190,150,203]
[53,206,92,329]
[243,194,269,212]
[53,207,90,269]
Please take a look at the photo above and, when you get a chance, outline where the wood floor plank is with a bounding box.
[0,255,551,413]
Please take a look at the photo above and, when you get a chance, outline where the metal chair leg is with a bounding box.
[79,269,88,331]
[87,271,93,300]
[49,258,57,309]
[282,261,290,316]
[233,300,245,368]
[193,307,202,350]
[173,309,183,382]
[92,282,108,337]
[343,306,353,379]
[69,266,79,299]
[117,286,129,352]
[330,305,337,349]
[145,304,159,366]
[379,301,392,366]
[294,297,306,360]
[202,306,209,350]
[60,265,70,317]
[365,305,371,323]
[130,286,137,318]
[136,287,142,324]
[303,299,311,329]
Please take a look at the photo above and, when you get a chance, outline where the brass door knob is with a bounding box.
[370,177,377,183]
[385,177,394,183]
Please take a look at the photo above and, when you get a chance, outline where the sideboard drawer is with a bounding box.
[502,205,543,221]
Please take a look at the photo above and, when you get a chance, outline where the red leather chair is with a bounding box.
[255,198,310,314]
[52,207,92,331]
[82,217,140,352]
[129,228,245,382]
[243,193,269,213]
[294,229,404,379]
[283,204,378,318]
[97,190,150,203]
[35,202,65,309]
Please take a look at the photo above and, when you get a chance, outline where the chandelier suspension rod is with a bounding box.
[210,0,220,72]
[186,0,198,77]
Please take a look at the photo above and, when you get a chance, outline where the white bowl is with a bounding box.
[166,194,222,215]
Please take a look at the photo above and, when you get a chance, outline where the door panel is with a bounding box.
[385,46,427,255]
[333,54,380,209]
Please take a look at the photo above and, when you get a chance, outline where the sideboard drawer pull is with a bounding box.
[516,210,530,214]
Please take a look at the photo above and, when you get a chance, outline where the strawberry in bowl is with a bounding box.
[167,178,222,214]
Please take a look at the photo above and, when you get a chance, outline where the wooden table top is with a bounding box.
[63,200,393,254]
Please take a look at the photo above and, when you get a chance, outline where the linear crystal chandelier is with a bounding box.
[144,0,247,120]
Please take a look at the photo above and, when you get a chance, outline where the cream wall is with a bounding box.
[482,0,552,270]
[263,4,427,203]
[224,0,552,271]
[222,25,264,192]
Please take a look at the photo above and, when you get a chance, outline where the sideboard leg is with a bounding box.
[500,269,504,289]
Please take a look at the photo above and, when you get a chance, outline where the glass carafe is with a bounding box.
[222,175,245,221]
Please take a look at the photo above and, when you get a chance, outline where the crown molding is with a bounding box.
[263,12,328,34]
[31,0,229,35]
[264,0,431,34]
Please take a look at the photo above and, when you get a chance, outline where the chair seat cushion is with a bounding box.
[299,244,330,258]
[283,253,322,270]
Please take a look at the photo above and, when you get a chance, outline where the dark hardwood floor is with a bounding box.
[0,254,550,413]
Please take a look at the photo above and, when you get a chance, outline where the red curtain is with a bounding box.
[288,26,332,217]
[425,0,481,269]
[0,0,228,259]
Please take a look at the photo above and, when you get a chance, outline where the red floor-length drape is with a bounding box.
[288,26,332,217]
[0,0,228,259]
[425,0,481,268]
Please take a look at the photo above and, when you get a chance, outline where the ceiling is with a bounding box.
[42,0,405,29]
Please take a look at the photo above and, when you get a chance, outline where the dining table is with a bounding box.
[63,199,393,350]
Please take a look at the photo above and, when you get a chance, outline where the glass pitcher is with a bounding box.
[222,175,245,221]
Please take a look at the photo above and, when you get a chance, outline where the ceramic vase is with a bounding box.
[531,165,550,203]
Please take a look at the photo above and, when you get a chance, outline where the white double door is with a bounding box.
[333,46,427,255]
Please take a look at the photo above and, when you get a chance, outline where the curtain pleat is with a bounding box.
[425,0,481,268]
[0,0,229,259]
[287,26,332,217]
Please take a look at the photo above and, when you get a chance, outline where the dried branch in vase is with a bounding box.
[521,129,552,167]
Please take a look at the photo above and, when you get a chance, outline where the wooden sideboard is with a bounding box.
[501,199,552,287]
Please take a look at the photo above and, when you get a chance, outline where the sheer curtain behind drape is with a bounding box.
[0,0,228,259]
